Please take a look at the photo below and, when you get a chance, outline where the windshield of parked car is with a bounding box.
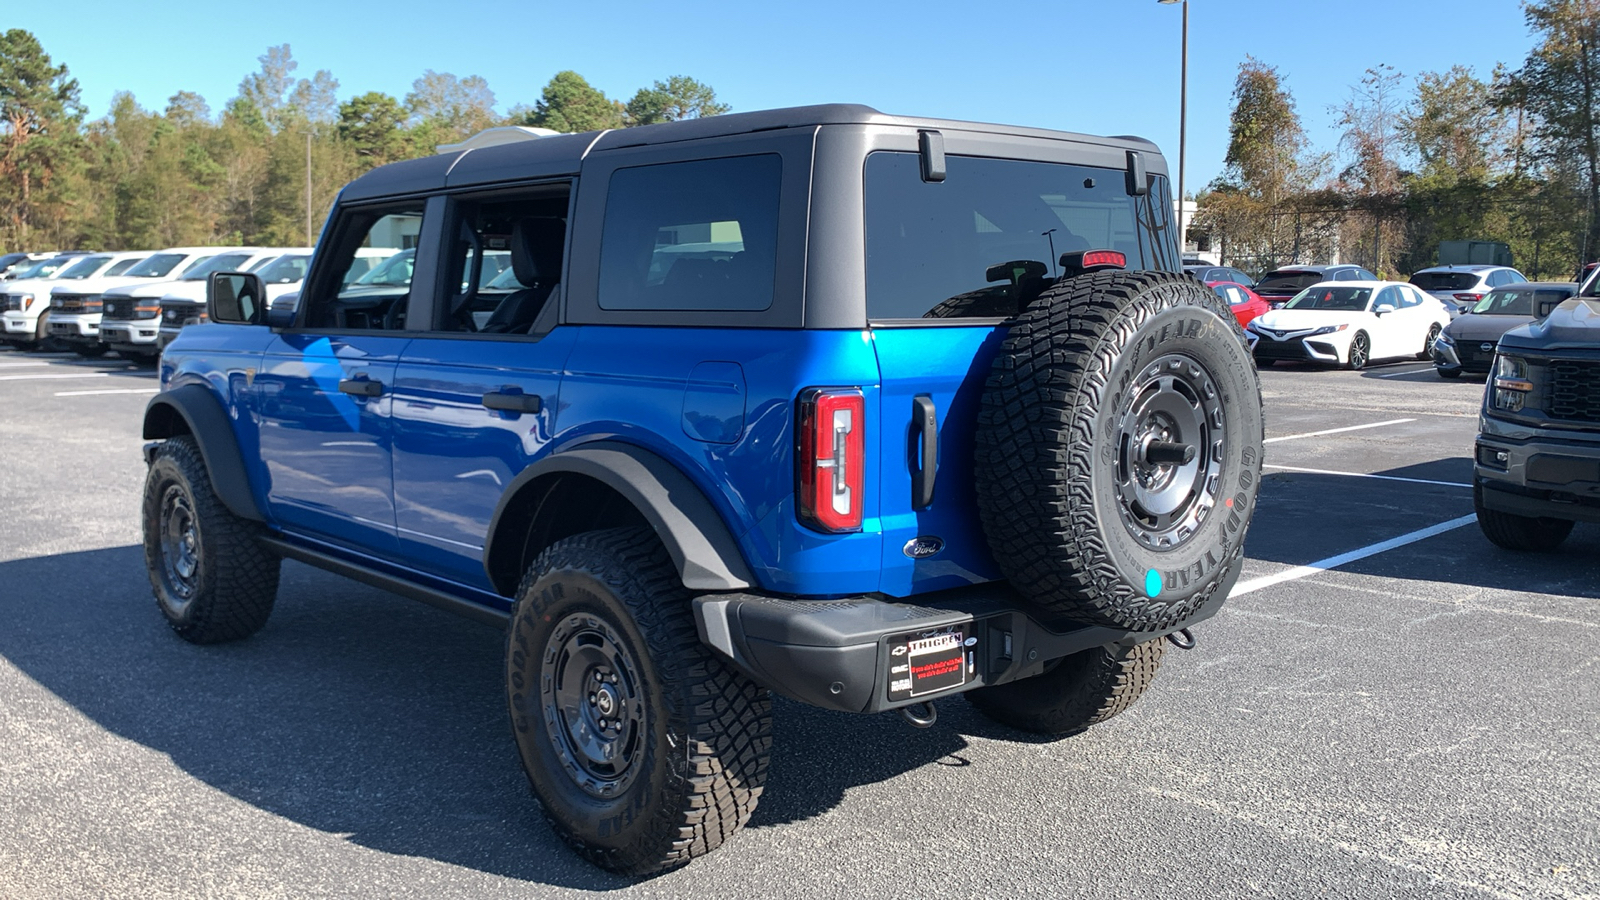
[1470,287,1572,316]
[180,253,253,280]
[1256,271,1325,293]
[1284,286,1373,311]
[1409,271,1480,292]
[354,248,415,286]
[56,255,112,279]
[122,253,189,278]
[257,254,311,284]
[13,256,77,280]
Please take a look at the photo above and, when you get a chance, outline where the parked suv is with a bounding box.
[143,105,1264,874]
[1474,288,1600,550]
[1410,264,1528,315]
[1433,281,1578,378]
[1254,264,1378,307]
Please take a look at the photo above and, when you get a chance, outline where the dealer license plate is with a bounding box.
[886,626,971,702]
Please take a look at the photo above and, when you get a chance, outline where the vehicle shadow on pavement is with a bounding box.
[0,547,981,887]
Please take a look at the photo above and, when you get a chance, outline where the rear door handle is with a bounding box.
[338,377,383,397]
[911,394,937,509]
[481,389,542,414]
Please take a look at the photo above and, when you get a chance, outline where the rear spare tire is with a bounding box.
[966,638,1167,735]
[975,270,1264,631]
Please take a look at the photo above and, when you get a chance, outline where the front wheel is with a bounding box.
[1475,485,1574,552]
[1345,331,1370,370]
[1419,323,1441,359]
[506,527,771,874]
[966,639,1167,735]
[142,436,280,642]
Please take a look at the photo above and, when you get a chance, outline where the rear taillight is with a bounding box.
[796,387,865,533]
[1060,249,1127,272]
[1454,292,1484,303]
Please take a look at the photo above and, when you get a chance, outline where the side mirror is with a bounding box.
[207,272,266,326]
[1374,303,1396,316]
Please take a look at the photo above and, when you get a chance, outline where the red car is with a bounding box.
[1208,281,1271,328]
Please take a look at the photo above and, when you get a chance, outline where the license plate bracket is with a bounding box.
[886,624,972,702]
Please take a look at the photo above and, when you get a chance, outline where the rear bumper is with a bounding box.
[693,571,1234,714]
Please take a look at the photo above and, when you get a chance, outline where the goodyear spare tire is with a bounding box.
[975,270,1264,632]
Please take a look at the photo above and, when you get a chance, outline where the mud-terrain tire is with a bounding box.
[142,436,280,642]
[1474,484,1574,551]
[966,639,1167,735]
[506,526,771,875]
[975,270,1264,631]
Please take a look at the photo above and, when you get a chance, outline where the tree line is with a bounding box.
[0,32,730,252]
[1196,0,1600,281]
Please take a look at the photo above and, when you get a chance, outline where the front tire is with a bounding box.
[506,527,771,874]
[1419,323,1441,359]
[1345,331,1370,370]
[1437,368,1462,380]
[1475,485,1574,551]
[966,639,1167,735]
[141,436,280,642]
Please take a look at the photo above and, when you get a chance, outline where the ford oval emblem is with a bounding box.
[902,536,945,559]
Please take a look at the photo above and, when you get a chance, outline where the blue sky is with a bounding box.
[14,0,1535,194]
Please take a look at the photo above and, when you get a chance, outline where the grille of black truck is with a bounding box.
[1548,360,1600,424]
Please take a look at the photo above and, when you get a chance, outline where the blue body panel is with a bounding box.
[161,319,1011,606]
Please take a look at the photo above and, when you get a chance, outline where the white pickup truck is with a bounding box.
[2,253,138,349]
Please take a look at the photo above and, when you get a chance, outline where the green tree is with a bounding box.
[527,71,624,133]
[339,91,409,169]
[625,75,730,126]
[0,28,84,248]
[235,44,339,132]
[1503,0,1600,260]
[1404,66,1502,184]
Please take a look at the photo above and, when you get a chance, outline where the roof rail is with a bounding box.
[437,126,561,154]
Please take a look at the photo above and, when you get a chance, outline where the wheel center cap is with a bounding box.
[593,684,617,717]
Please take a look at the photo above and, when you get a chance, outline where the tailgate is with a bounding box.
[871,325,1007,596]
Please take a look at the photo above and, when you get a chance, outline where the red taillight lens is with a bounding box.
[1454,292,1484,302]
[1061,249,1127,271]
[796,387,865,533]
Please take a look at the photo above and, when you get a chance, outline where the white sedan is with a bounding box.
[1245,280,1452,370]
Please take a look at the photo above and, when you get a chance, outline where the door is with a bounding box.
[390,186,578,590]
[254,205,425,558]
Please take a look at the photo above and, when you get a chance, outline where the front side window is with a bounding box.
[302,208,423,330]
[598,154,781,312]
[865,152,1175,320]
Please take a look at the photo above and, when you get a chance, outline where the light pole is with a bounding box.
[1158,0,1187,246]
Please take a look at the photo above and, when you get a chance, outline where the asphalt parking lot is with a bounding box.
[0,347,1595,899]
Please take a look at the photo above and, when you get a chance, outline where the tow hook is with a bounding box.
[1165,628,1197,651]
[898,701,938,728]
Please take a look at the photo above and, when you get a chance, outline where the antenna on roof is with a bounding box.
[437,126,560,155]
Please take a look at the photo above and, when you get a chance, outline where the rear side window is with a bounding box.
[597,154,781,312]
[865,152,1174,320]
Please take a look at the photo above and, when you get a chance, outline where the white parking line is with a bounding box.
[1230,514,1477,597]
[54,387,160,397]
[0,362,57,369]
[1263,463,1471,489]
[1263,418,1415,443]
[0,372,108,382]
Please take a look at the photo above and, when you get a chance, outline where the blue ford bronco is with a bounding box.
[142,105,1264,873]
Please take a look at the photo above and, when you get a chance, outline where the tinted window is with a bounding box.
[1257,271,1325,293]
[257,254,311,284]
[864,152,1175,320]
[598,154,781,312]
[1470,287,1572,316]
[180,254,253,280]
[1409,271,1478,291]
[104,258,143,276]
[57,255,111,279]
[1506,270,1527,283]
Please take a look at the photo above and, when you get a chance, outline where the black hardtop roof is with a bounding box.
[342,103,1164,201]
[1415,264,1504,272]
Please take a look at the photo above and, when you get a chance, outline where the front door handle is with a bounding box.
[338,377,383,398]
[481,389,542,414]
[911,394,937,509]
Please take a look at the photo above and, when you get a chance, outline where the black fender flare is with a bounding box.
[485,441,755,594]
[142,384,265,522]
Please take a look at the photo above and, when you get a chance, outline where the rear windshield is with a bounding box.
[1469,287,1573,316]
[123,253,188,278]
[1284,286,1373,311]
[865,152,1175,320]
[1410,271,1480,291]
[1256,271,1325,293]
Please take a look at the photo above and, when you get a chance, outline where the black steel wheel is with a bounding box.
[1345,331,1370,370]
[975,271,1265,632]
[506,527,771,874]
[141,436,279,643]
